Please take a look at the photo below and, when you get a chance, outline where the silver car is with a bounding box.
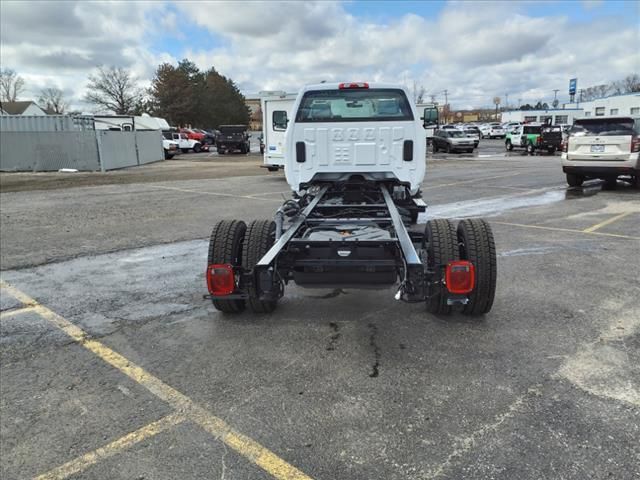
[432,129,476,153]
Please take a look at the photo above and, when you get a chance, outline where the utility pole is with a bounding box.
[552,89,560,108]
[443,89,448,123]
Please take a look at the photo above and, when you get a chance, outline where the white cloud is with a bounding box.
[0,0,637,111]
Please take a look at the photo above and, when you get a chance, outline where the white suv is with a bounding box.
[561,116,640,188]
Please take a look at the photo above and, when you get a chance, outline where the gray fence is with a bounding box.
[0,132,101,171]
[135,131,164,165]
[0,116,164,172]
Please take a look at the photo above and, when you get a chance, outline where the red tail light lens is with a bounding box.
[537,136,542,144]
[445,261,475,294]
[338,82,369,89]
[631,136,640,153]
[206,264,235,296]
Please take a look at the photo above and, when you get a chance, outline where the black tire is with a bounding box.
[181,148,189,154]
[267,167,278,172]
[527,143,535,154]
[164,151,174,160]
[193,143,202,153]
[505,140,513,151]
[208,220,246,313]
[432,142,438,153]
[466,149,473,153]
[457,219,497,316]
[217,148,225,154]
[425,219,459,315]
[547,147,556,155]
[566,173,584,187]
[446,143,452,154]
[260,146,265,155]
[242,220,278,313]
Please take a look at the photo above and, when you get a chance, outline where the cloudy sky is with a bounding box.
[1,0,638,111]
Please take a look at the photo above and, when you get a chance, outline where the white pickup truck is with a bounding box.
[206,82,497,317]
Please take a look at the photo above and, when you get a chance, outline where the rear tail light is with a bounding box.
[445,261,475,295]
[631,136,640,153]
[561,140,568,152]
[338,82,369,89]
[206,264,235,296]
[536,136,542,144]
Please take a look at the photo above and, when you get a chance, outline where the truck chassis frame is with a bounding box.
[207,179,496,316]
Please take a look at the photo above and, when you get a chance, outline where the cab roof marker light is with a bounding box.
[338,82,369,89]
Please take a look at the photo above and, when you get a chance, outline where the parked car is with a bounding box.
[561,115,640,188]
[538,125,563,154]
[505,124,542,153]
[462,126,481,148]
[180,128,206,143]
[216,125,251,154]
[258,133,265,155]
[478,124,492,138]
[487,125,505,138]
[171,132,208,153]
[193,129,216,145]
[162,131,180,159]
[432,129,476,153]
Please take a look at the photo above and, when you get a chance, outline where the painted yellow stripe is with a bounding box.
[34,412,185,480]
[0,282,313,480]
[0,305,38,319]
[583,211,633,233]
[493,221,640,240]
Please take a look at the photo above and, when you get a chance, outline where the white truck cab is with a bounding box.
[284,82,429,195]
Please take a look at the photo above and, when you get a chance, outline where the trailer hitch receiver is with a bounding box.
[206,264,235,296]
[445,261,475,294]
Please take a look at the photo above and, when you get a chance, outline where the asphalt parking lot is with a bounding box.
[1,139,639,480]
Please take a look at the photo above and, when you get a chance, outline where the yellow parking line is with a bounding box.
[494,221,640,240]
[583,211,633,233]
[34,412,186,480]
[0,305,38,319]
[0,282,313,480]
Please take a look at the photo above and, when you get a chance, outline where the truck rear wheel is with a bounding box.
[193,143,202,153]
[425,219,459,315]
[242,220,278,313]
[566,173,583,187]
[457,219,497,316]
[505,140,513,151]
[207,220,246,313]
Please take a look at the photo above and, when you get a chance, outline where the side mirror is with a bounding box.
[273,111,288,131]
[423,107,439,128]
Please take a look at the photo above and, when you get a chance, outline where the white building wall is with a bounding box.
[500,109,584,125]
[578,93,640,117]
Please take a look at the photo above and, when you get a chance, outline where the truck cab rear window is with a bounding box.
[295,89,414,122]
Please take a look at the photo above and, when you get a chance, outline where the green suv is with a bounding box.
[505,124,542,153]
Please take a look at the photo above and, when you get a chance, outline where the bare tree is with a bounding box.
[622,73,640,93]
[38,87,67,114]
[0,68,25,102]
[84,66,141,114]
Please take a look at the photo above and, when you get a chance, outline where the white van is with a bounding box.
[284,82,427,195]
[561,116,640,188]
[261,93,297,171]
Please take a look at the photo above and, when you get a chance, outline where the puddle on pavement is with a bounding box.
[424,189,566,219]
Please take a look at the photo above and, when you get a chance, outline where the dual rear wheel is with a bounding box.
[424,218,496,316]
[207,219,278,313]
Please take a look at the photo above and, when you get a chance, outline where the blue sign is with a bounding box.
[569,78,577,95]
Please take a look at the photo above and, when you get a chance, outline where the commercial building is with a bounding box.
[500,92,640,125]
